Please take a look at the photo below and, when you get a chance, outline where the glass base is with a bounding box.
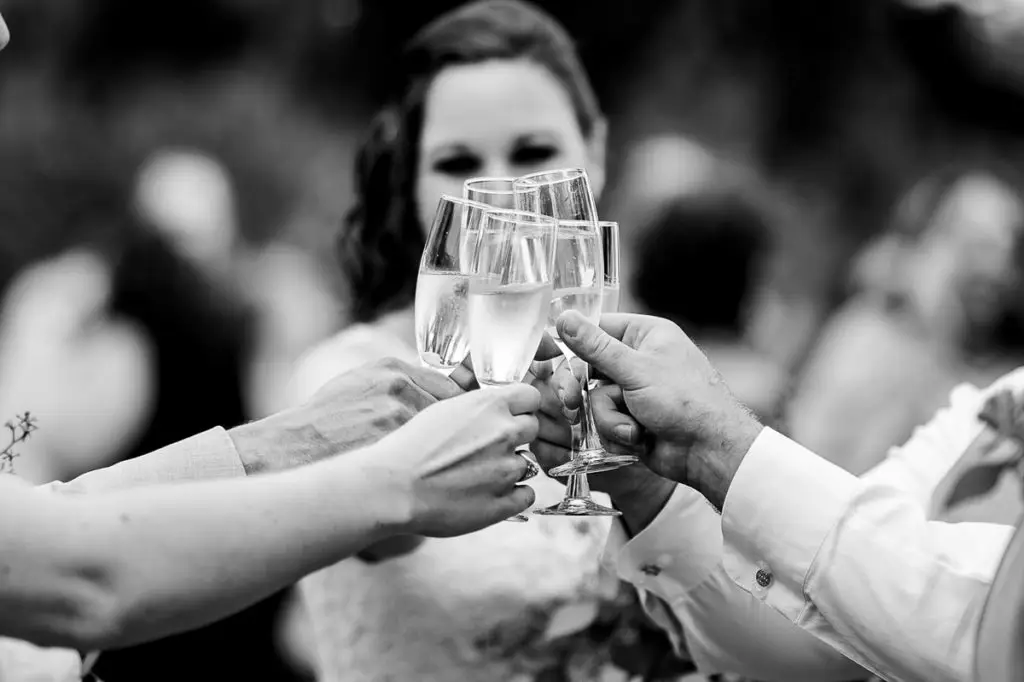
[548,450,639,477]
[504,513,529,523]
[533,497,621,517]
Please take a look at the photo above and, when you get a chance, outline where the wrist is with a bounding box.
[608,475,676,537]
[339,444,416,535]
[667,405,763,510]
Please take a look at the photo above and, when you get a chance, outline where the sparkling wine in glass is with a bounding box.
[514,168,630,517]
[465,177,548,514]
[415,195,490,373]
[465,208,557,522]
[467,209,557,387]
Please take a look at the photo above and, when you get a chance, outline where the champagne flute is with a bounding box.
[415,195,491,373]
[465,176,517,209]
[599,221,620,314]
[514,168,626,517]
[465,178,545,474]
[466,209,557,521]
[467,209,557,387]
[547,220,636,478]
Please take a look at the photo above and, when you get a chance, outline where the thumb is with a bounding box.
[557,311,640,387]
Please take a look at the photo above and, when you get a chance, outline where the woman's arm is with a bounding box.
[0,446,404,650]
[0,383,536,652]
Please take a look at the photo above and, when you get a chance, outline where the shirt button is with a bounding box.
[755,568,773,588]
[640,563,662,577]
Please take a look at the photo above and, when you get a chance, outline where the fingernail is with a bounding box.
[558,311,582,340]
[614,424,637,443]
[557,388,567,405]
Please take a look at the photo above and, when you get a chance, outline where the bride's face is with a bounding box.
[415,58,603,234]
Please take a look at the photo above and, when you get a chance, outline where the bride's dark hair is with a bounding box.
[338,0,601,322]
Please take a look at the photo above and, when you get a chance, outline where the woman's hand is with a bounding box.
[370,383,541,537]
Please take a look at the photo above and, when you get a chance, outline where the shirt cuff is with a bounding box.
[44,427,245,495]
[603,484,725,595]
[721,427,860,620]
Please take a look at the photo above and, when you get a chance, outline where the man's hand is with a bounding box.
[229,358,464,475]
[530,356,676,535]
[552,311,763,510]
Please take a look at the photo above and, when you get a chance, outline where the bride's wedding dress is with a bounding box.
[287,311,618,681]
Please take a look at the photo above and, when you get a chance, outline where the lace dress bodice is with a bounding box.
[288,317,617,681]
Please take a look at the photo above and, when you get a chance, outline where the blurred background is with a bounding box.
[2,0,1024,680]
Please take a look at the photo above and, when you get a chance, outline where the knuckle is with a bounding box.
[385,370,414,397]
[375,397,414,430]
[589,333,612,357]
[498,427,517,451]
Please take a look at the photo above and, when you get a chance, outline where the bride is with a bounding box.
[287,2,623,680]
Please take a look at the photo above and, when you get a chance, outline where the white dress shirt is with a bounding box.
[604,370,1024,682]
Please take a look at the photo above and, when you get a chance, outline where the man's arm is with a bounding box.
[551,312,1020,682]
[41,356,469,495]
[605,378,1008,681]
[602,485,870,681]
[42,428,246,495]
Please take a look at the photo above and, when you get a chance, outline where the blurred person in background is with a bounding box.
[602,134,724,315]
[787,164,1024,525]
[284,2,693,680]
[132,145,342,422]
[0,122,306,682]
[632,192,787,420]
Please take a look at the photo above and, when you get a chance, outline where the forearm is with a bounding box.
[0,446,408,650]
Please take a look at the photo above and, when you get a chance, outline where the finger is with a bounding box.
[403,362,464,401]
[508,414,539,445]
[493,449,539,488]
[536,410,571,447]
[497,484,536,518]
[551,361,583,412]
[530,440,571,474]
[489,383,542,415]
[589,385,644,447]
[526,358,553,383]
[557,311,639,387]
[378,364,445,413]
[530,370,566,419]
[534,332,563,362]
[447,362,478,392]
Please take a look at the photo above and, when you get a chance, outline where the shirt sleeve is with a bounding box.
[606,375,1021,681]
[39,427,246,495]
[721,426,1013,682]
[602,487,868,681]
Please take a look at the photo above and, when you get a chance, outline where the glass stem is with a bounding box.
[572,360,603,454]
[564,352,600,500]
[565,470,591,499]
